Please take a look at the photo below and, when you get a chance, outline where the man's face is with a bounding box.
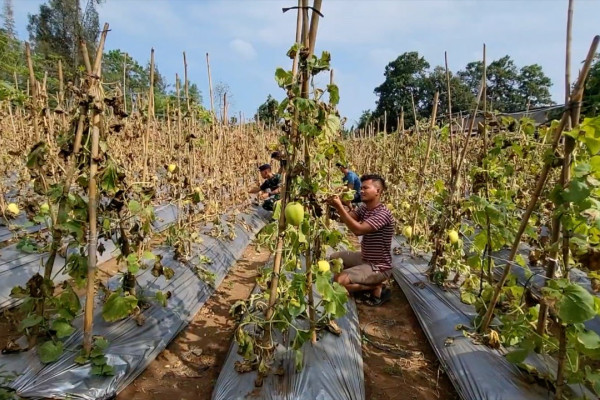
[260,169,270,179]
[338,166,345,174]
[360,179,381,202]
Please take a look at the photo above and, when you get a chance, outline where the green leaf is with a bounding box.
[91,355,107,366]
[323,114,340,137]
[38,341,64,364]
[128,200,141,213]
[315,274,333,301]
[19,314,43,331]
[585,365,600,395]
[94,337,110,350]
[126,253,140,274]
[99,160,122,195]
[102,292,138,322]
[142,251,156,261]
[563,179,591,204]
[585,136,600,155]
[327,84,340,106]
[274,68,293,87]
[60,220,84,241]
[51,319,75,339]
[155,291,168,307]
[590,155,600,178]
[74,354,89,365]
[59,287,81,316]
[460,291,477,305]
[577,329,600,349]
[505,347,531,364]
[557,283,596,324]
[91,364,115,376]
[515,254,526,268]
[294,348,304,372]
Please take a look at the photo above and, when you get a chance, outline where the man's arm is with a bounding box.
[248,186,261,194]
[328,196,375,236]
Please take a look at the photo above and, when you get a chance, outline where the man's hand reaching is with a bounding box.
[327,195,343,210]
[259,192,270,200]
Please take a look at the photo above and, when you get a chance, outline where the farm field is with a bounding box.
[1,0,600,399]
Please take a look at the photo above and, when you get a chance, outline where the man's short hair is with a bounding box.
[335,162,346,168]
[258,164,272,172]
[360,174,386,190]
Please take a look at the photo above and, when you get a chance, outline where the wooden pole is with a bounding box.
[410,92,439,237]
[480,35,600,333]
[25,42,39,141]
[123,52,128,114]
[535,0,575,344]
[142,48,155,183]
[206,53,215,118]
[83,23,109,354]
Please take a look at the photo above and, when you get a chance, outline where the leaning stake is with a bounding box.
[479,35,600,333]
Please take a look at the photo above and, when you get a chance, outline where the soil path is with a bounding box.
[357,282,458,400]
[117,244,270,400]
[119,242,458,400]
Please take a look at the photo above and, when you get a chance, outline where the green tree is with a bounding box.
[421,66,476,119]
[356,109,373,130]
[27,0,104,81]
[255,94,279,126]
[188,83,202,105]
[102,50,150,95]
[582,53,600,117]
[517,64,553,109]
[373,51,430,130]
[458,56,553,113]
[2,0,15,38]
[457,61,483,96]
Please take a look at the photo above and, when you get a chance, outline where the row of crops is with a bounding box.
[1,0,600,399]
[343,32,600,398]
[0,17,286,399]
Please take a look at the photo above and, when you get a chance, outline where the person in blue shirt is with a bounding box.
[336,162,361,208]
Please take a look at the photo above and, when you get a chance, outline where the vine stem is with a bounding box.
[554,324,567,399]
[479,35,599,334]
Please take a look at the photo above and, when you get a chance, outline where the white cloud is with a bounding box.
[229,39,258,60]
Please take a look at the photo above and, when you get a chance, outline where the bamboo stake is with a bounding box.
[410,91,438,238]
[555,325,567,399]
[536,0,575,344]
[25,42,39,141]
[123,52,127,114]
[480,35,599,333]
[206,53,215,119]
[142,48,155,183]
[83,23,109,354]
[481,43,494,287]
[444,52,455,171]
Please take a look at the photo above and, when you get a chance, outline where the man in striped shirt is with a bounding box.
[328,174,394,306]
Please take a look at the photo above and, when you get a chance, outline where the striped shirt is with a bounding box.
[355,203,394,271]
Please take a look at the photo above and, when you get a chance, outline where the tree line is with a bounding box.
[0,0,208,118]
[256,50,599,132]
[363,51,600,131]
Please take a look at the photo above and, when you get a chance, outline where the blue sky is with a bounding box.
[10,0,600,126]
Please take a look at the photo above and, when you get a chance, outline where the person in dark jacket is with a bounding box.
[249,164,281,211]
